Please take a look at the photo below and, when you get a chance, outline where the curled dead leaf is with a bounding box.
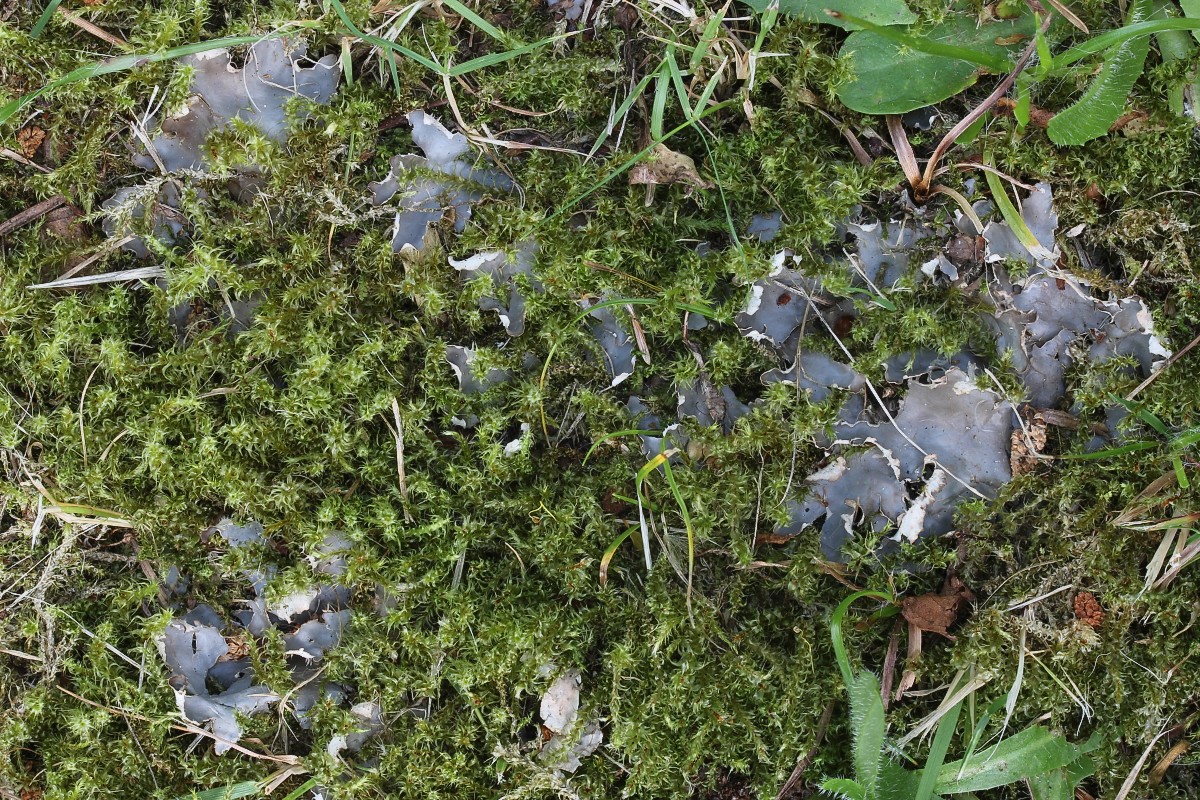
[629,144,713,192]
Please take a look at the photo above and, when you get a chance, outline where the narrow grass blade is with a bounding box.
[553,97,738,220]
[174,783,260,800]
[665,47,693,120]
[983,164,1055,262]
[439,0,508,43]
[1052,18,1200,69]
[588,71,654,157]
[583,429,664,464]
[829,590,893,687]
[449,33,574,76]
[30,0,64,38]
[326,0,443,73]
[650,60,671,140]
[599,527,636,587]
[914,678,965,800]
[659,457,694,608]
[689,4,726,70]
[1,28,317,126]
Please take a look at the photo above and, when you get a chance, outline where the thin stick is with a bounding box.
[774,701,835,800]
[58,8,126,47]
[1,147,53,173]
[55,685,300,764]
[50,235,138,285]
[0,195,66,238]
[1126,329,1200,401]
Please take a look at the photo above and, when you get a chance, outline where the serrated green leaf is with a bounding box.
[1047,0,1153,145]
[821,777,867,800]
[934,726,1091,793]
[742,0,916,30]
[848,670,886,795]
[835,13,1036,114]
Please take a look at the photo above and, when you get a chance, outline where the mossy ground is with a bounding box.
[2,1,1200,798]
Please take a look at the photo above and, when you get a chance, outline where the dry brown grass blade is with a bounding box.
[1148,739,1190,785]
[886,114,921,188]
[918,12,1053,193]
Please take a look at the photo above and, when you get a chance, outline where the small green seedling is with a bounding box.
[820,590,1100,800]
[795,1,1200,145]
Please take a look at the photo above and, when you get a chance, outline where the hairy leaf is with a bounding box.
[1047,0,1153,145]
[849,670,886,795]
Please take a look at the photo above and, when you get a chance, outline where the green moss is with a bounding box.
[4,1,1200,798]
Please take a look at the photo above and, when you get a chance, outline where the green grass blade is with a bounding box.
[650,61,671,140]
[583,429,664,465]
[914,679,965,800]
[1061,439,1161,460]
[553,97,738,220]
[439,0,508,43]
[983,163,1055,262]
[449,32,574,76]
[660,456,695,609]
[693,57,727,117]
[829,590,893,687]
[0,28,317,127]
[326,0,444,74]
[665,47,693,120]
[955,695,1008,780]
[690,6,726,70]
[279,779,319,800]
[599,527,637,587]
[588,71,654,157]
[175,782,260,800]
[30,0,64,38]
[1051,18,1200,69]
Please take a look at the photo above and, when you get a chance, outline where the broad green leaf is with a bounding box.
[1027,736,1101,800]
[742,0,916,30]
[934,726,1090,793]
[1027,753,1097,800]
[1152,0,1198,116]
[1183,0,1200,43]
[836,13,1036,114]
[1047,0,1154,145]
[848,670,886,795]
